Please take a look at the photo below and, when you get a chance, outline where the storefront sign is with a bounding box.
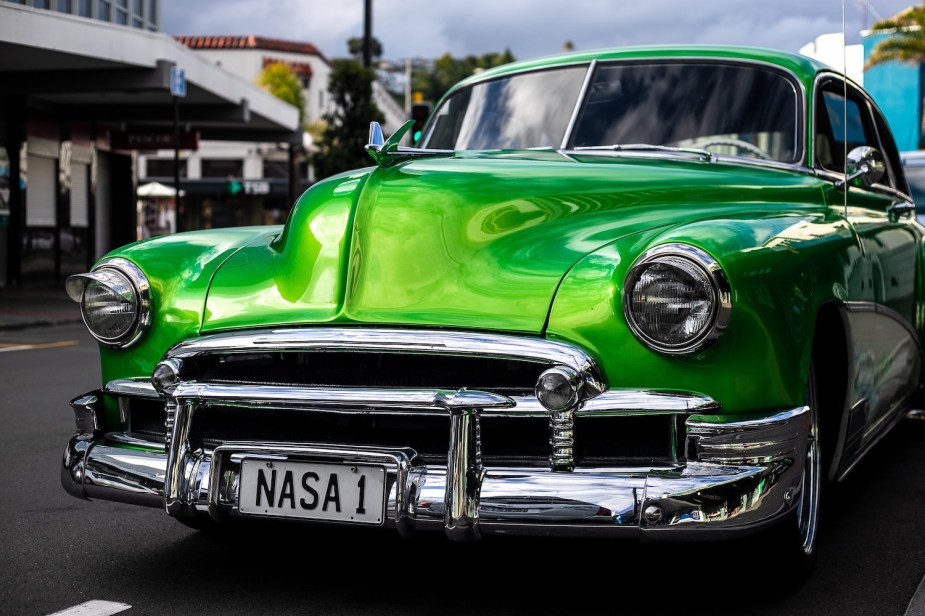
[110,130,199,151]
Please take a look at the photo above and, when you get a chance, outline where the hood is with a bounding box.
[202,151,823,333]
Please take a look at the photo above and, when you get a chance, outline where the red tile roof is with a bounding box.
[174,35,329,63]
[262,56,313,76]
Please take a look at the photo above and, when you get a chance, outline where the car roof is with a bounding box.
[446,45,829,100]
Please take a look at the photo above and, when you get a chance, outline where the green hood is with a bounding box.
[202,151,824,333]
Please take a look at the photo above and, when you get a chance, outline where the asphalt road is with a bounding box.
[2,323,925,616]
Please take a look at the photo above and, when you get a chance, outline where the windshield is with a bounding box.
[423,60,801,163]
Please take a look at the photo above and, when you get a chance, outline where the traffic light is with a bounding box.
[410,102,431,144]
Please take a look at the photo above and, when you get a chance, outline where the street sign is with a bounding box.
[170,66,186,97]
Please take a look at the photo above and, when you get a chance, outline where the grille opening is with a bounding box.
[189,406,551,468]
[192,351,547,396]
[127,397,167,438]
[574,415,680,466]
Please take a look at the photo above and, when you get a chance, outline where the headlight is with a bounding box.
[65,258,151,348]
[623,244,731,355]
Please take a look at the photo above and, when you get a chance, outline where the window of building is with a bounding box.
[114,0,127,23]
[98,0,111,20]
[201,159,243,178]
[55,0,71,12]
[33,0,49,9]
[77,0,91,16]
[147,0,156,26]
[145,158,187,178]
[262,159,289,179]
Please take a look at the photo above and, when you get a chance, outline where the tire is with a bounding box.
[761,362,822,582]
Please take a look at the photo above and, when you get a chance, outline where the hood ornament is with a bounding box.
[365,120,454,168]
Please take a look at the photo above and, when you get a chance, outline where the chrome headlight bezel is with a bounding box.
[65,257,152,348]
[622,243,732,355]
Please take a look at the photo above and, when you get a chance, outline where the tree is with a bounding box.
[865,4,925,147]
[347,36,383,62]
[257,63,307,127]
[864,4,925,70]
[313,59,384,179]
[412,49,516,104]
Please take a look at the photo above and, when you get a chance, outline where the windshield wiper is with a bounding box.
[572,143,716,161]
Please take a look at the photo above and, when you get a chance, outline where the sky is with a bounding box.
[161,0,919,62]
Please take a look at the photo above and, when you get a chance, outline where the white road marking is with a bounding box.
[46,600,131,616]
[0,340,78,353]
[908,573,925,616]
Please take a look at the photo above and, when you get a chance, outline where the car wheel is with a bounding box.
[762,363,821,581]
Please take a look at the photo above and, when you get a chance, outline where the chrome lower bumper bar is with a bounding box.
[62,394,810,540]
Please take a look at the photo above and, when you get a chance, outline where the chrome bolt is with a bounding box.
[266,462,272,468]
[643,505,664,525]
[350,466,358,473]
[784,488,794,506]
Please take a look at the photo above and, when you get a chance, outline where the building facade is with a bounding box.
[0,3,299,286]
[137,35,409,236]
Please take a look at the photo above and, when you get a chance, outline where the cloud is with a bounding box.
[161,0,915,61]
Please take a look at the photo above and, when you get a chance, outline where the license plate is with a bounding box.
[238,459,385,524]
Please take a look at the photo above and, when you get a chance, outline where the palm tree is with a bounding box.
[865,4,925,70]
[865,4,925,147]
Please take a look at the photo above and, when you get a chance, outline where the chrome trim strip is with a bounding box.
[105,379,162,399]
[686,406,809,464]
[69,257,152,349]
[165,400,196,518]
[171,382,515,413]
[560,60,596,149]
[70,393,99,436]
[579,390,719,415]
[104,432,166,450]
[445,408,484,541]
[166,327,606,398]
[623,243,733,355]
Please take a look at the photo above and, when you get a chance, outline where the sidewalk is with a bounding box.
[0,284,82,330]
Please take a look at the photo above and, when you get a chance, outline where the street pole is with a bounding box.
[363,0,372,69]
[173,95,182,233]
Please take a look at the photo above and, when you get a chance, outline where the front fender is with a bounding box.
[545,210,861,415]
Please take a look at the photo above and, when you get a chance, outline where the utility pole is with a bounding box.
[363,0,372,69]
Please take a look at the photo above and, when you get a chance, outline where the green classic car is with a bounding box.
[62,46,921,572]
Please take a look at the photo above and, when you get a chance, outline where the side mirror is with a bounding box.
[837,146,885,189]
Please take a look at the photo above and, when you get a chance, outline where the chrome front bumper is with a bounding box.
[62,390,810,540]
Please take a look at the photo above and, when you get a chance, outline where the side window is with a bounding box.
[815,83,875,172]
[870,105,907,194]
[815,79,898,190]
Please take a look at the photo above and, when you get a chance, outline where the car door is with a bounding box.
[813,75,920,475]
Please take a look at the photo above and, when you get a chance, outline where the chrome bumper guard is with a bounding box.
[62,388,811,540]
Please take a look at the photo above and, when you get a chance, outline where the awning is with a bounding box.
[0,4,301,143]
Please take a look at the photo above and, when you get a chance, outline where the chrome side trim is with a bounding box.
[170,382,515,413]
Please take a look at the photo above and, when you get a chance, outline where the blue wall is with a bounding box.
[863,32,922,152]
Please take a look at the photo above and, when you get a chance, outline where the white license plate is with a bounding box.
[238,459,385,524]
